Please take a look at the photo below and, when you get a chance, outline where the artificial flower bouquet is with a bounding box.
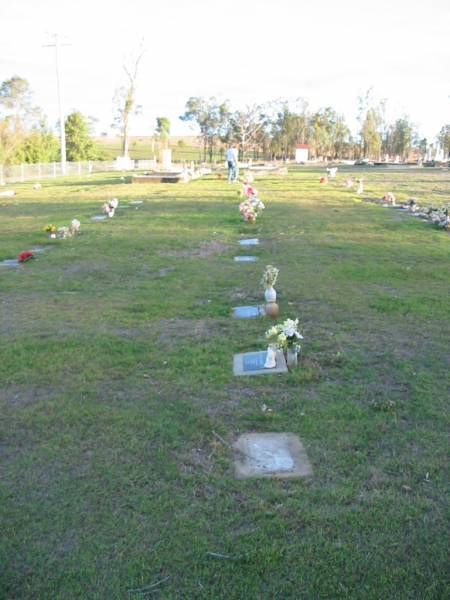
[44,224,57,238]
[102,198,119,217]
[265,318,303,354]
[261,264,279,288]
[18,251,34,263]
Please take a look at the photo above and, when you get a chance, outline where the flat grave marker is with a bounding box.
[0,259,20,267]
[239,238,259,246]
[91,215,107,221]
[233,350,287,376]
[234,256,258,263]
[233,432,312,479]
[129,200,144,205]
[232,305,265,319]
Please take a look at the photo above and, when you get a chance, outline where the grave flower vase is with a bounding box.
[264,286,276,303]
[286,347,298,369]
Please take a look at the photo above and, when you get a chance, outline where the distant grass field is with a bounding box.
[1,167,449,599]
[94,136,222,162]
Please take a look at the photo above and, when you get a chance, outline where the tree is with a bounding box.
[22,121,59,163]
[112,47,144,157]
[357,89,383,159]
[180,97,230,162]
[65,111,98,161]
[390,117,415,160]
[225,104,271,160]
[155,117,170,149]
[0,76,38,132]
[438,124,450,158]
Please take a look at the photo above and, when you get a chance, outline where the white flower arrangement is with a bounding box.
[102,198,119,217]
[265,318,303,353]
[261,265,279,288]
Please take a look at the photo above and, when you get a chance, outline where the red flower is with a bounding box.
[18,251,34,263]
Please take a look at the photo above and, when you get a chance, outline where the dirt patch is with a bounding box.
[1,385,55,409]
[61,262,109,276]
[112,318,216,344]
[158,239,229,259]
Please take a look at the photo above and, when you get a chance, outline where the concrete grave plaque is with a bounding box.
[234,256,258,263]
[91,215,107,221]
[233,350,287,376]
[0,259,20,267]
[239,238,259,246]
[129,200,143,205]
[30,246,50,254]
[233,305,265,319]
[233,433,312,479]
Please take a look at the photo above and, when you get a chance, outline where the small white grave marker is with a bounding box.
[239,238,259,246]
[234,256,258,263]
[232,305,265,319]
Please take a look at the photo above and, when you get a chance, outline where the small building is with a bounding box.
[295,144,309,163]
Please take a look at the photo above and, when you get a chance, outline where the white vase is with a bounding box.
[264,286,276,302]
[286,347,299,369]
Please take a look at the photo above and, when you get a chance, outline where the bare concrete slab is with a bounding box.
[233,350,287,376]
[233,433,312,479]
[232,305,265,319]
[234,256,258,263]
[129,200,144,205]
[91,215,107,221]
[239,238,259,246]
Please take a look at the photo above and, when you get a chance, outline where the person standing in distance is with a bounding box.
[226,143,239,183]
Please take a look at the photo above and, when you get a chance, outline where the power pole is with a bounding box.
[44,34,70,175]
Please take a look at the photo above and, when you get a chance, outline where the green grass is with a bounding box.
[94,136,218,162]
[1,167,449,599]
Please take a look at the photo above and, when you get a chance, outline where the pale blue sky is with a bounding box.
[1,0,449,139]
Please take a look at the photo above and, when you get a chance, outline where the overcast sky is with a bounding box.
[1,0,449,139]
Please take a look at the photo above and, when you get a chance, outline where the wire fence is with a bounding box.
[0,159,212,185]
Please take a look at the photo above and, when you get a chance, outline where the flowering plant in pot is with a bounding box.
[265,318,303,368]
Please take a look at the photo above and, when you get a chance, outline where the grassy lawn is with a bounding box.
[1,167,449,599]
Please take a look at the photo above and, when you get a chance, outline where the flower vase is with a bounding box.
[264,286,276,303]
[286,347,298,369]
[49,233,56,239]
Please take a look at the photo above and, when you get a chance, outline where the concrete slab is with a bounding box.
[232,305,265,319]
[239,238,259,246]
[233,432,312,479]
[234,256,258,263]
[233,350,287,376]
[91,215,107,221]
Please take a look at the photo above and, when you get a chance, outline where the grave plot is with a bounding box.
[239,238,259,246]
[233,350,287,376]
[234,255,258,263]
[232,305,265,319]
[233,433,312,479]
[90,215,108,221]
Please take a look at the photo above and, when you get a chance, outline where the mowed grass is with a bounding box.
[0,167,449,599]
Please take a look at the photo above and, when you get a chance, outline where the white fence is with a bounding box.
[0,159,160,185]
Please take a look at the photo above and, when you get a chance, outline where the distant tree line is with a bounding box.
[1,75,449,166]
[179,90,440,162]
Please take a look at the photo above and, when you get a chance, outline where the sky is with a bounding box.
[1,0,449,141]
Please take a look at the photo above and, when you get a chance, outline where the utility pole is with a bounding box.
[44,34,70,175]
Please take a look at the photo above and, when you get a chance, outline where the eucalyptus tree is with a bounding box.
[180,96,230,162]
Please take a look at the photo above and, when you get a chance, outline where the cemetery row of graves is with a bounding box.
[0,166,448,598]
